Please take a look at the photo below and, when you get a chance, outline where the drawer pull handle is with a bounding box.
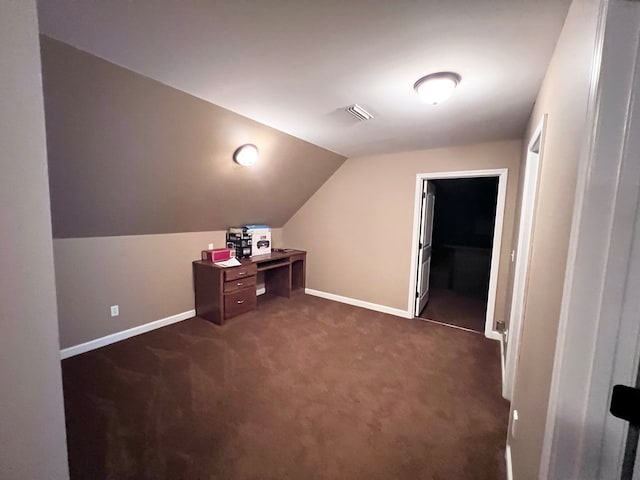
[237,300,244,304]
[238,271,247,275]
[237,282,243,286]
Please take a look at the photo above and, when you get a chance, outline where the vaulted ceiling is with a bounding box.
[37,0,571,157]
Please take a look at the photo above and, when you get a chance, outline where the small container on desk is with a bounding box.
[201,248,232,262]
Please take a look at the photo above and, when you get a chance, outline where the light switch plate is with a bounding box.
[110,305,119,317]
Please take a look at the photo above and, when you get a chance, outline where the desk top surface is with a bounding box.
[243,249,305,264]
[194,249,305,268]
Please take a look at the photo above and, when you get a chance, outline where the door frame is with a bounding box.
[408,168,509,340]
[503,115,547,400]
[540,0,640,477]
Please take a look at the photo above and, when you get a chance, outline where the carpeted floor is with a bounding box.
[419,288,488,333]
[62,294,509,480]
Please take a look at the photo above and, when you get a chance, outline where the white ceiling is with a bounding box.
[37,0,571,157]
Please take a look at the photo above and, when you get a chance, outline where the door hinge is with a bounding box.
[415,291,419,298]
[419,242,423,249]
[422,192,426,199]
[496,320,506,333]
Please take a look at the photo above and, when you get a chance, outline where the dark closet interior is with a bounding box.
[420,177,499,332]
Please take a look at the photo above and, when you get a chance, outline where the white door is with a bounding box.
[415,181,435,315]
[503,115,546,400]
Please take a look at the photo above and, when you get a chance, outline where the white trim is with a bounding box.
[485,329,501,341]
[506,444,514,480]
[503,115,546,400]
[487,172,508,339]
[407,169,508,341]
[256,286,266,295]
[305,288,413,319]
[500,331,507,388]
[504,444,513,480]
[60,309,195,359]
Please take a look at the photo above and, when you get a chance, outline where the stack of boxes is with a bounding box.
[226,224,272,258]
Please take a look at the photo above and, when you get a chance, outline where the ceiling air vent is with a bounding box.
[345,104,374,121]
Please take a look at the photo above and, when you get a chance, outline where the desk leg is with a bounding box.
[291,258,305,293]
[265,263,291,297]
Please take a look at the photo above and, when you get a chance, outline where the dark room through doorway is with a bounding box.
[416,177,499,333]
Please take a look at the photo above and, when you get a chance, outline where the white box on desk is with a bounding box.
[244,224,271,256]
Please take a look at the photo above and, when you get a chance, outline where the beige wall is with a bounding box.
[0,1,69,477]
[508,1,602,478]
[283,140,521,322]
[55,229,282,348]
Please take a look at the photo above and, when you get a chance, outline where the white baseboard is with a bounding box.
[505,444,514,480]
[485,329,502,341]
[60,309,195,359]
[305,288,413,319]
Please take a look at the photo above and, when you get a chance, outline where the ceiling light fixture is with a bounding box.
[414,72,461,105]
[233,144,258,166]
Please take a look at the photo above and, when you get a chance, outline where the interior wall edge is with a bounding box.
[506,0,605,477]
[0,0,70,477]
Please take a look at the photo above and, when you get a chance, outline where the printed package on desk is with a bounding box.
[226,227,253,259]
[201,248,232,262]
[244,224,271,256]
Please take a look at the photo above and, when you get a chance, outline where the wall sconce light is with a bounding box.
[233,144,258,166]
[414,72,461,105]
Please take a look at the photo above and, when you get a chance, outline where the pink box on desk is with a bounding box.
[201,248,232,262]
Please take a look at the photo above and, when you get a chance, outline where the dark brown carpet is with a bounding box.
[62,294,508,480]
[419,288,488,333]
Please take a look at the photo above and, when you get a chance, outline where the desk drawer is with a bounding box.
[224,289,257,319]
[224,275,256,293]
[224,264,257,282]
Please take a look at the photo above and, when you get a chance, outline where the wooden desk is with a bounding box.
[193,250,306,325]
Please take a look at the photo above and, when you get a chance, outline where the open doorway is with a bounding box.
[419,177,499,332]
[409,169,508,339]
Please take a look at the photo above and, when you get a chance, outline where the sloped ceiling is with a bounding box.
[37,0,571,157]
[41,37,345,237]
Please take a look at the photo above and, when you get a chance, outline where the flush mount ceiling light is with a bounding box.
[233,144,258,166]
[414,72,461,105]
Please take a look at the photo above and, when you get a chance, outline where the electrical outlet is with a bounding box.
[208,243,214,250]
[110,305,119,317]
